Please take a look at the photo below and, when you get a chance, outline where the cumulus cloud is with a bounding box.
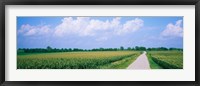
[54,17,90,37]
[161,20,183,37]
[18,24,51,36]
[116,18,144,35]
[54,17,143,37]
[18,17,144,38]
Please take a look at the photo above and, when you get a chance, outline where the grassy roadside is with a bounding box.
[146,53,163,69]
[99,54,140,69]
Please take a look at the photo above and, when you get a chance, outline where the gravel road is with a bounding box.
[127,51,150,69]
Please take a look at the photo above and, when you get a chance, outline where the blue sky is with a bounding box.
[17,16,183,49]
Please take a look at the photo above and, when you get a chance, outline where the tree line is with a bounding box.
[17,46,183,53]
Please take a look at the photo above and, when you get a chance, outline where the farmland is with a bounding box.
[17,51,140,69]
[147,51,183,69]
[17,48,183,69]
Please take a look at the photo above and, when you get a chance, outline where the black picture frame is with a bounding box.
[0,0,199,86]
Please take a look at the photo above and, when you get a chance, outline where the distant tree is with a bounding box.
[135,46,146,51]
[147,48,152,51]
[127,47,132,51]
[67,48,71,52]
[132,47,135,50]
[18,46,183,53]
[140,46,146,51]
[120,46,124,50]
[47,46,52,52]
[114,48,118,51]
[135,46,139,50]
[169,48,183,51]
[158,47,168,51]
[61,48,64,52]
[17,49,24,53]
[99,47,104,51]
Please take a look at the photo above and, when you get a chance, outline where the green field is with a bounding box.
[17,50,183,69]
[147,51,183,69]
[17,51,140,69]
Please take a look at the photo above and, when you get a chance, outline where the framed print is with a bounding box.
[0,0,199,86]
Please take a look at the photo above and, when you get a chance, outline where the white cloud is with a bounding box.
[54,17,90,37]
[54,17,143,37]
[18,17,144,37]
[116,18,144,35]
[81,17,122,36]
[18,24,51,36]
[161,20,183,37]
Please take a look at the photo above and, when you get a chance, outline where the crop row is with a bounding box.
[148,51,183,69]
[17,51,140,69]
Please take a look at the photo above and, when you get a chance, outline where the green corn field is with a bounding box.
[147,51,183,69]
[17,51,140,69]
